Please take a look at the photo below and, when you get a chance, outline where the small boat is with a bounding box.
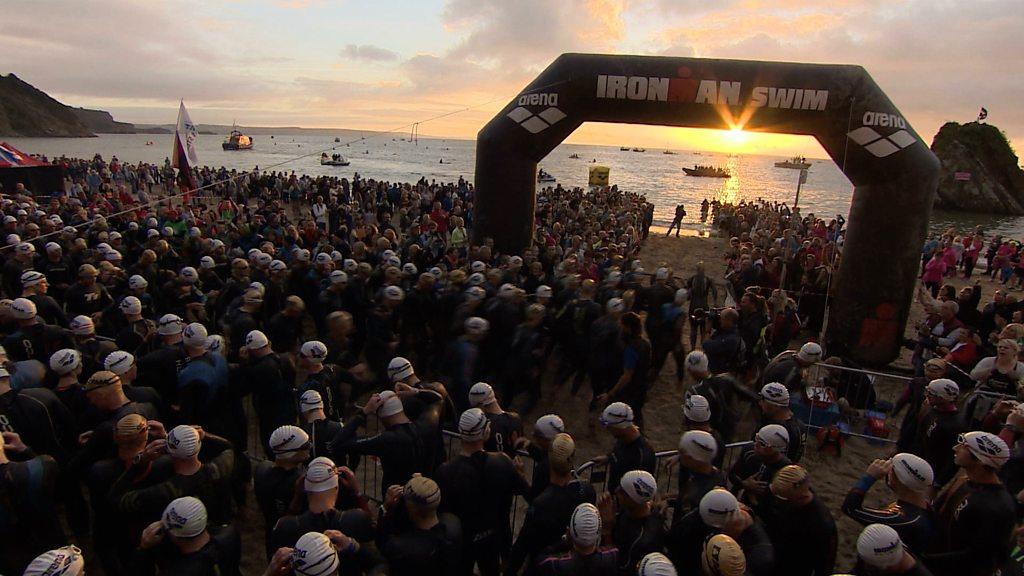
[663,150,677,155]
[632,147,645,152]
[620,147,630,151]
[334,137,340,143]
[537,169,556,183]
[320,153,350,166]
[775,156,812,169]
[222,124,253,150]
[569,153,580,159]
[682,165,731,178]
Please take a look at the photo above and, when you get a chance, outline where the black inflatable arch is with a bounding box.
[474,53,939,366]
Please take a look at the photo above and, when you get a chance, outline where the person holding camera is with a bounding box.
[700,307,745,375]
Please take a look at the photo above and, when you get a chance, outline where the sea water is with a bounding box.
[7,133,1022,238]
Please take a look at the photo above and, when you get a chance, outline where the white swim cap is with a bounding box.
[70,315,94,335]
[606,297,624,314]
[157,313,184,336]
[755,424,790,452]
[23,546,85,576]
[292,532,339,576]
[961,431,1010,469]
[10,297,36,320]
[104,350,135,376]
[926,378,959,402]
[857,523,904,569]
[458,408,490,441]
[269,425,310,456]
[129,274,149,290]
[304,457,339,493]
[638,552,676,576]
[182,322,208,348]
[299,390,324,413]
[162,496,207,538]
[683,394,711,423]
[245,330,269,350]
[599,402,634,428]
[569,503,602,547]
[119,295,142,316]
[890,453,934,491]
[464,316,489,335]
[534,414,565,439]
[619,470,657,503]
[468,382,496,407]
[300,340,328,363]
[759,382,790,407]
[679,430,718,464]
[685,350,709,374]
[387,357,414,382]
[166,425,201,458]
[699,488,739,528]
[49,349,81,375]
[797,341,823,363]
[376,390,404,418]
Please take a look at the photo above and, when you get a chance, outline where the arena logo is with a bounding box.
[507,92,566,133]
[595,75,829,111]
[847,111,918,158]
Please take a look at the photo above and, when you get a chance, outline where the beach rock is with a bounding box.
[930,121,1024,214]
[0,73,95,137]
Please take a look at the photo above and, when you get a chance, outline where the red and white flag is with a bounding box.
[172,101,200,202]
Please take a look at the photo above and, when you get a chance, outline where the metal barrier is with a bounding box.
[799,361,908,445]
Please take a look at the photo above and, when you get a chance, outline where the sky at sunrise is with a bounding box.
[2,0,1021,156]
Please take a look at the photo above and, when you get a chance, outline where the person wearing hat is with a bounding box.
[265,295,307,354]
[508,432,598,575]
[364,283,404,387]
[595,312,652,429]
[398,273,439,373]
[65,263,113,318]
[760,465,837,576]
[761,341,823,392]
[588,296,625,410]
[3,297,73,363]
[925,431,1014,576]
[683,350,756,444]
[21,270,68,328]
[842,454,936,555]
[855,524,932,575]
[757,382,804,463]
[649,287,689,386]
[701,534,747,576]
[598,469,665,574]
[728,424,792,513]
[468,382,523,459]
[895,358,948,452]
[909,378,967,486]
[1,238,35,298]
[113,296,158,357]
[379,474,462,576]
[556,279,602,397]
[69,314,117,379]
[254,425,312,545]
[269,457,379,566]
[0,430,66,575]
[21,545,85,576]
[685,262,717,350]
[227,288,264,353]
[37,241,73,302]
[297,390,346,462]
[327,390,430,490]
[596,402,657,493]
[434,408,530,576]
[212,258,251,324]
[666,488,739,572]
[519,414,566,501]
[681,394,726,467]
[535,502,619,576]
[297,340,349,421]
[673,429,726,518]
[176,323,238,447]
[501,303,548,415]
[110,424,237,527]
[700,307,744,375]
[49,348,86,417]
[239,329,297,456]
[135,496,241,575]
[137,313,188,408]
[445,316,490,412]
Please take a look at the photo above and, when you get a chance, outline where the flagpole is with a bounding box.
[781,168,807,288]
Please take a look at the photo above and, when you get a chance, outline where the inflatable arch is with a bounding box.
[473,53,939,366]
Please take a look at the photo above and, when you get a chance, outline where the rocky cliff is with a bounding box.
[71,107,135,134]
[931,121,1024,214]
[0,73,95,137]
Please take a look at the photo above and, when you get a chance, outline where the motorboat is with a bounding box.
[320,153,350,166]
[774,156,812,169]
[632,147,646,152]
[334,137,341,143]
[222,124,253,150]
[569,153,580,159]
[537,168,556,183]
[663,150,677,155]
[620,147,630,151]
[682,165,731,178]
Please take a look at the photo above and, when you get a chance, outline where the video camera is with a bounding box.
[691,307,726,330]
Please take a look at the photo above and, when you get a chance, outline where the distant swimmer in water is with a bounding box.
[439,159,444,164]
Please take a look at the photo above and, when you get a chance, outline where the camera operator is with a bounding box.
[700,307,745,375]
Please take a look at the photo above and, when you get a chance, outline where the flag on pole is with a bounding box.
[172,101,200,203]
[978,107,988,122]
[799,168,808,185]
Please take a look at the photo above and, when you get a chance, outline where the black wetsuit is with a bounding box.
[328,413,427,489]
[3,322,74,363]
[484,411,523,458]
[137,342,187,408]
[610,510,665,575]
[253,462,303,550]
[734,518,777,576]
[109,436,236,525]
[379,512,463,576]
[242,353,297,456]
[910,408,967,487]
[761,495,837,576]
[0,453,65,576]
[435,450,531,576]
[526,443,550,502]
[675,466,726,519]
[606,434,657,494]
[727,447,791,513]
[272,508,384,574]
[131,525,241,576]
[302,416,344,461]
[26,293,68,327]
[925,478,1015,576]
[665,510,713,574]
[507,480,597,576]
[842,475,935,555]
[536,547,620,576]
